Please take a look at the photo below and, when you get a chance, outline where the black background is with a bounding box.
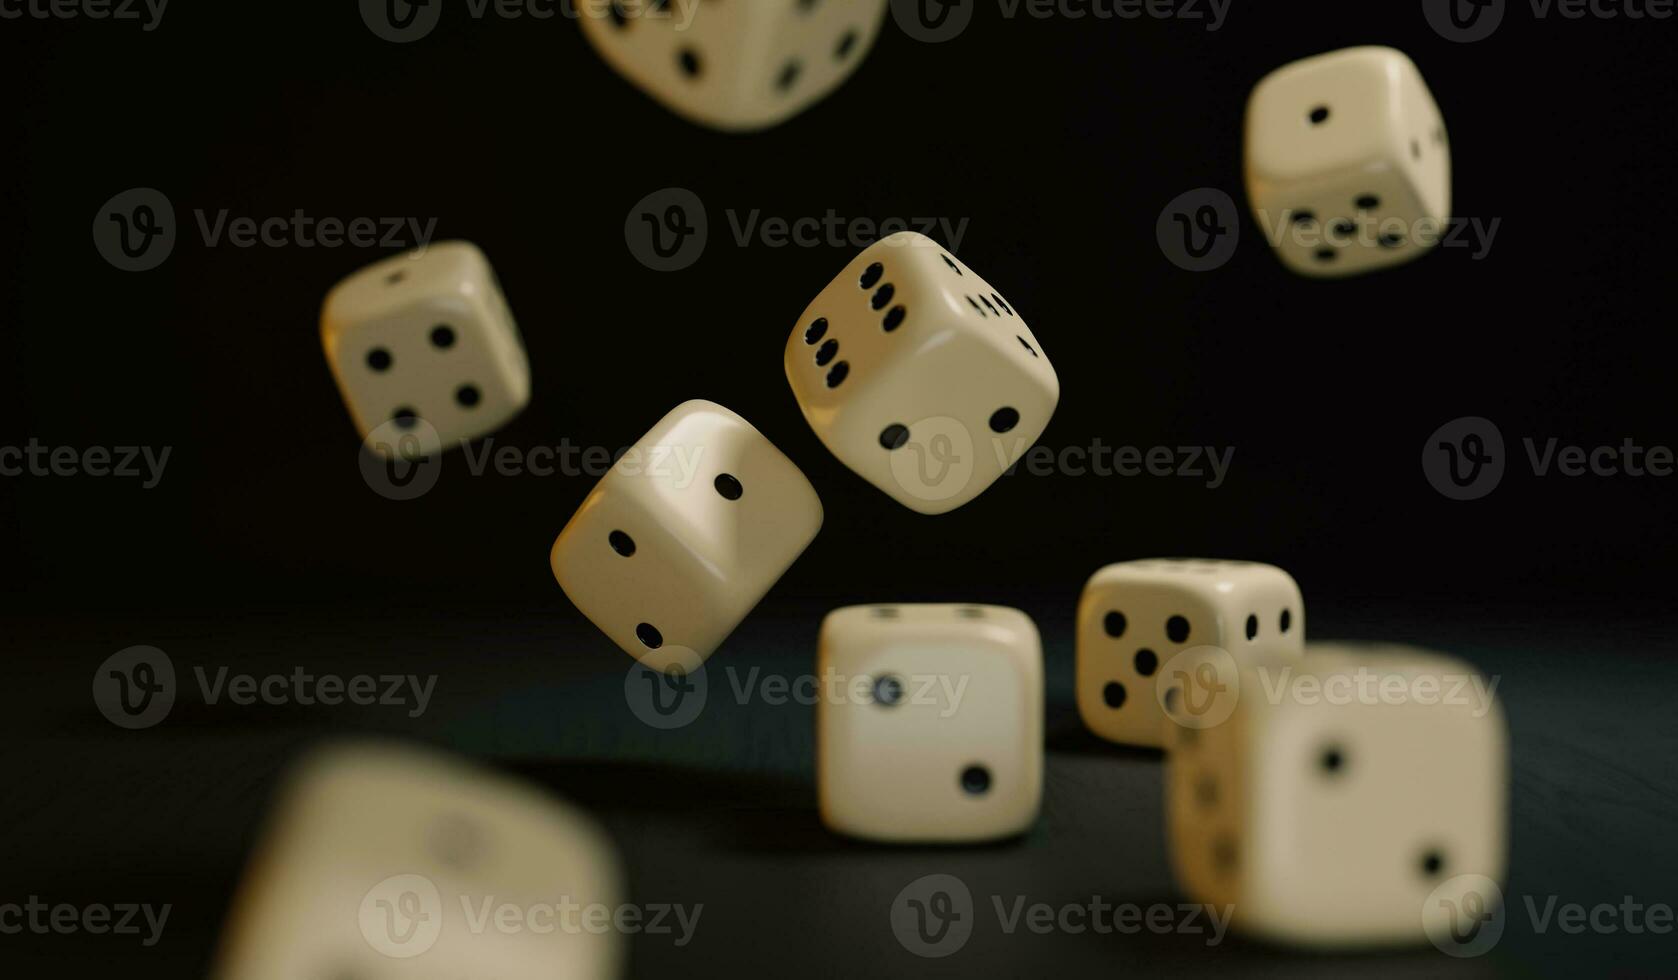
[2,1,1676,977]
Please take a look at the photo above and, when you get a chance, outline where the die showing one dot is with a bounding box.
[960,765,992,796]
[879,424,910,450]
[989,408,1020,433]
[636,623,664,649]
[608,530,636,557]
[1309,105,1331,124]
[714,473,744,500]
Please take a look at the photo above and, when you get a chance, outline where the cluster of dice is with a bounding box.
[304,6,1497,957]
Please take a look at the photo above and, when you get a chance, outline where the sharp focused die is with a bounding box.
[785,232,1060,515]
[1165,645,1509,947]
[321,241,530,456]
[817,604,1044,843]
[551,400,823,672]
[213,743,624,980]
[577,0,888,131]
[1077,559,1304,749]
[1246,47,1451,277]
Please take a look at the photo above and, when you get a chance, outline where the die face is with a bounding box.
[1169,649,1508,948]
[321,241,530,455]
[786,232,1060,515]
[551,400,823,670]
[1077,560,1305,748]
[578,0,887,131]
[1246,47,1451,278]
[215,744,623,980]
[817,604,1044,842]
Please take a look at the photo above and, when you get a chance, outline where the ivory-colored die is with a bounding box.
[785,232,1060,515]
[1246,47,1451,277]
[1165,644,1509,947]
[1076,559,1304,749]
[321,241,530,456]
[577,0,888,131]
[817,604,1044,843]
[214,743,623,980]
[551,400,823,672]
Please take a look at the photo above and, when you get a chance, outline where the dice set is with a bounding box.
[300,38,1507,954]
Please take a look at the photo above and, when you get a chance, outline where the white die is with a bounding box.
[550,400,823,672]
[214,743,623,980]
[817,604,1044,843]
[321,241,530,456]
[578,0,888,131]
[785,232,1060,515]
[1246,47,1451,278]
[1076,559,1304,749]
[1165,644,1509,947]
